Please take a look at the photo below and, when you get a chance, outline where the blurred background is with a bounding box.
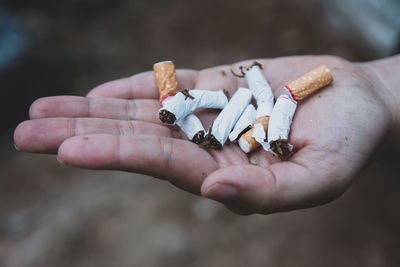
[1,0,400,266]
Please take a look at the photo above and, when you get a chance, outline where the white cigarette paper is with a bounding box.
[211,88,252,146]
[176,113,205,141]
[245,65,274,143]
[261,95,297,152]
[245,65,274,118]
[160,89,228,123]
[238,136,251,153]
[228,104,256,142]
[252,122,268,143]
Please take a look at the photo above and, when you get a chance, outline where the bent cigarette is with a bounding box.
[245,64,275,118]
[205,88,252,149]
[154,60,206,144]
[229,104,256,142]
[159,89,228,124]
[238,116,269,153]
[267,65,333,159]
[238,64,275,153]
[176,113,205,144]
[265,95,297,158]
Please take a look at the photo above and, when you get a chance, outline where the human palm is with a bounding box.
[14,55,390,214]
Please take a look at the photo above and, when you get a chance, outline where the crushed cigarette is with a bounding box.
[154,60,206,143]
[229,104,256,142]
[245,64,274,118]
[239,116,269,153]
[204,88,252,149]
[267,65,334,159]
[176,113,205,144]
[264,95,297,159]
[235,63,275,153]
[159,89,228,124]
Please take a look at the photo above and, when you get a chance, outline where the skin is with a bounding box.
[13,55,400,215]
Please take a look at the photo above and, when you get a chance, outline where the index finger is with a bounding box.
[58,134,219,194]
[87,69,199,99]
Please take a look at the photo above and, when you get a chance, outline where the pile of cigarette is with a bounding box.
[154,61,333,159]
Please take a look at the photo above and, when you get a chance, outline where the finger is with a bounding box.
[86,69,199,99]
[201,146,353,215]
[58,134,219,194]
[29,96,161,124]
[14,118,178,153]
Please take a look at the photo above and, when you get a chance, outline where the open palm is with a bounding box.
[14,55,390,214]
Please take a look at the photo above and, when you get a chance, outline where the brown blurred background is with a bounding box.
[1,0,399,266]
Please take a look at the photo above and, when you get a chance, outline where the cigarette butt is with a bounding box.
[228,104,256,142]
[175,113,205,144]
[267,95,297,159]
[285,65,333,101]
[238,116,269,153]
[207,88,252,149]
[159,89,229,124]
[153,61,179,101]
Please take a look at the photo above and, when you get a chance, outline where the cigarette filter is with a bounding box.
[176,113,205,144]
[153,61,179,102]
[206,88,252,149]
[159,89,228,124]
[284,65,333,102]
[238,116,269,153]
[228,104,256,142]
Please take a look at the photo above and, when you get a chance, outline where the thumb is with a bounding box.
[200,161,348,215]
[201,165,280,215]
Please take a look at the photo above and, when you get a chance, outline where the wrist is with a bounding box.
[361,54,400,130]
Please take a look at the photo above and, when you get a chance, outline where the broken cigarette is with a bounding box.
[159,89,228,124]
[228,104,256,142]
[176,113,205,144]
[239,116,270,153]
[205,88,252,149]
[154,61,206,143]
[267,65,333,159]
[237,64,275,153]
[264,95,297,158]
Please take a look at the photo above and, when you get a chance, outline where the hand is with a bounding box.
[14,55,393,215]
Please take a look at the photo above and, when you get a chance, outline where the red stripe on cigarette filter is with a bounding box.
[284,86,297,102]
[281,93,298,105]
[160,93,176,103]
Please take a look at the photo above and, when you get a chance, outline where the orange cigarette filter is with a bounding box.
[240,116,269,151]
[286,65,333,101]
[153,61,179,101]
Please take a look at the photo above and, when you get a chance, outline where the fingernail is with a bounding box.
[204,183,238,201]
[14,144,20,151]
[56,157,65,165]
